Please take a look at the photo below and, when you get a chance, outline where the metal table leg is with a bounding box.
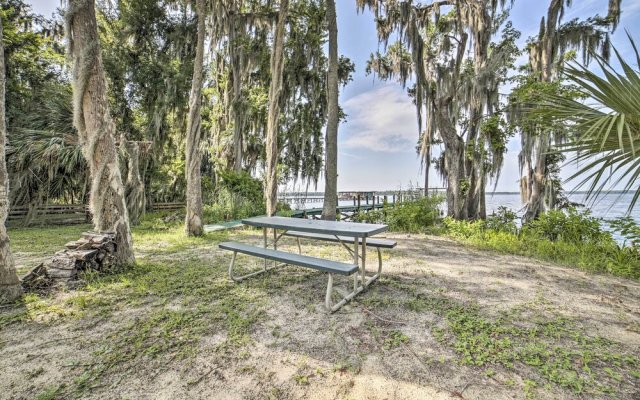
[361,237,367,288]
[263,227,268,271]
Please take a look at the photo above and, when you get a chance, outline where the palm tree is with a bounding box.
[543,36,640,213]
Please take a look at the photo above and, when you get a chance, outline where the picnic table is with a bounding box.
[219,216,396,312]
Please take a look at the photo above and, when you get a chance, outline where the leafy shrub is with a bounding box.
[443,217,484,239]
[484,206,518,234]
[354,196,444,233]
[608,216,640,248]
[443,207,640,280]
[204,188,265,222]
[523,208,609,244]
[276,201,291,212]
[217,170,263,204]
[199,170,266,223]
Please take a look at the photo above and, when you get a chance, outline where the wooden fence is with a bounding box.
[8,202,186,226]
[148,202,185,213]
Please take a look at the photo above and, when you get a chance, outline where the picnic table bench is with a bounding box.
[218,216,396,312]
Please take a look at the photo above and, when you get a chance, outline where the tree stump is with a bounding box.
[21,231,118,291]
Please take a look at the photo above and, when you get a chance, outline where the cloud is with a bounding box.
[340,84,420,153]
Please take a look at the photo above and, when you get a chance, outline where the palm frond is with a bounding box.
[544,33,640,212]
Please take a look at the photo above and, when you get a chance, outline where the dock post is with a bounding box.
[366,194,369,205]
[357,194,361,210]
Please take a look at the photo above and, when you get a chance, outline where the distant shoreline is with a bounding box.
[281,191,631,196]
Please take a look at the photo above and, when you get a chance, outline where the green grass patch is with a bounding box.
[4,219,266,397]
[443,209,640,279]
[8,224,92,256]
[396,279,638,396]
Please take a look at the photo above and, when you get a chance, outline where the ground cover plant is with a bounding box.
[1,216,639,399]
[354,197,640,281]
[444,207,640,280]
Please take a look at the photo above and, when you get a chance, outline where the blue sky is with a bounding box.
[29,0,640,192]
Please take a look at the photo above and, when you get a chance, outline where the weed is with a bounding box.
[399,288,638,396]
[383,330,409,350]
[34,385,63,400]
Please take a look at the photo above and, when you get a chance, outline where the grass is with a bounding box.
[3,216,640,399]
[3,220,268,397]
[379,277,639,397]
[443,216,640,280]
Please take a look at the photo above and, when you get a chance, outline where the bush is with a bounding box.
[523,208,609,244]
[608,216,640,248]
[200,170,266,223]
[354,196,444,233]
[484,206,518,234]
[443,207,640,280]
[204,188,265,222]
[217,170,264,204]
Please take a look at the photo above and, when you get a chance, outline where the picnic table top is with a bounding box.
[242,216,388,238]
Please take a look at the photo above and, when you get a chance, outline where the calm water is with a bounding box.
[485,192,638,221]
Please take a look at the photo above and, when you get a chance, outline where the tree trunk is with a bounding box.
[523,136,548,221]
[321,0,339,221]
[265,0,289,216]
[521,0,560,221]
[0,18,22,303]
[185,0,206,236]
[66,0,134,265]
[423,145,430,197]
[230,24,244,172]
[437,99,468,220]
[124,141,145,225]
[444,140,467,220]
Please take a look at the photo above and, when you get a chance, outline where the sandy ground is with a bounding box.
[1,230,639,400]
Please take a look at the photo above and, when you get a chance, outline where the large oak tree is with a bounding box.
[185,0,206,236]
[0,17,22,303]
[66,0,134,265]
[321,0,339,221]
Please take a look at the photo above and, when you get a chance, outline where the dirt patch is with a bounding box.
[1,229,639,399]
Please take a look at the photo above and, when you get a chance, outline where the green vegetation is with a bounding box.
[389,278,639,397]
[444,207,640,279]
[541,36,640,212]
[354,195,444,233]
[2,220,266,397]
[3,214,640,398]
[203,170,266,222]
[355,196,640,281]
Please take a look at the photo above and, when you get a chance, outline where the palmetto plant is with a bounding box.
[544,35,640,213]
[7,83,88,207]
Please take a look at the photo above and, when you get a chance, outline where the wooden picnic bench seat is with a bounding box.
[219,241,363,312]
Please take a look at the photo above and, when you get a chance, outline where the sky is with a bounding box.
[28,0,640,192]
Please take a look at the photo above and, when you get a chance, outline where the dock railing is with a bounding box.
[280,188,445,220]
